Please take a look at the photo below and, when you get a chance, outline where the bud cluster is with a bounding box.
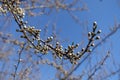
[0,0,24,17]
[1,1,101,64]
[84,21,101,54]
[0,6,7,15]
[16,20,101,64]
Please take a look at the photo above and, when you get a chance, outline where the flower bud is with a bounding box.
[56,42,59,45]
[91,43,95,47]
[97,30,101,34]
[93,21,97,29]
[81,48,85,51]
[88,32,91,37]
[87,49,92,52]
[95,36,100,40]
[93,21,97,27]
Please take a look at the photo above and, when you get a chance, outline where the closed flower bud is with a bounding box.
[88,32,91,37]
[91,43,95,47]
[76,52,80,55]
[50,36,53,40]
[93,21,97,26]
[69,53,72,56]
[93,21,97,29]
[97,30,101,34]
[56,42,59,45]
[95,36,100,40]
[74,44,79,48]
[91,32,95,36]
[23,25,27,28]
[81,48,85,51]
[87,49,92,52]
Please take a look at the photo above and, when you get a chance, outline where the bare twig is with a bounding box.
[87,51,110,80]
[13,43,26,80]
[102,68,120,80]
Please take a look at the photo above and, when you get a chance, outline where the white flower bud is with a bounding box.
[91,43,95,47]
[93,21,97,29]
[76,52,80,55]
[97,30,101,34]
[56,42,59,45]
[88,32,91,37]
[81,48,85,51]
[93,21,97,26]
[50,36,53,40]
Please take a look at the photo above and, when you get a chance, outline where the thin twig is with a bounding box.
[87,51,110,80]
[13,43,26,80]
[102,68,120,80]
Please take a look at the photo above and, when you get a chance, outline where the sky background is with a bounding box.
[1,0,120,80]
